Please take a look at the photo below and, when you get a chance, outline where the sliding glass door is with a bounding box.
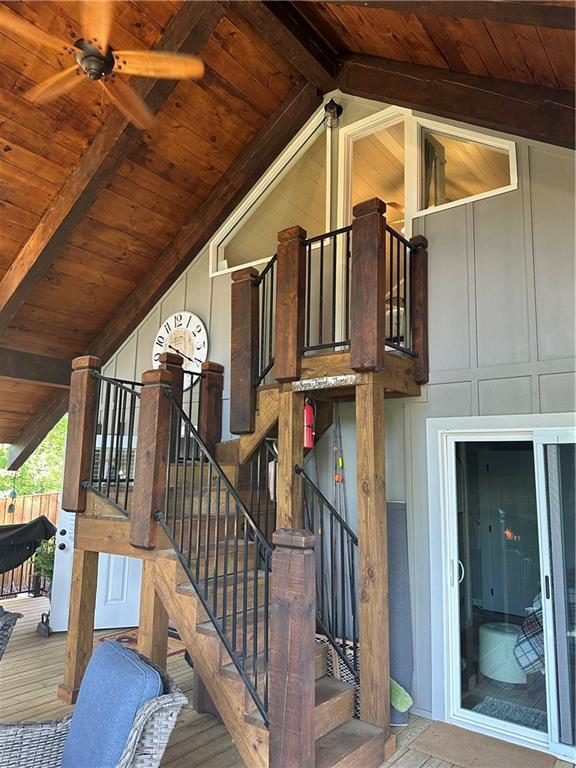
[445,427,575,760]
[534,431,576,761]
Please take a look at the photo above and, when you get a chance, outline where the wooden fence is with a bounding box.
[0,492,60,527]
[0,492,60,599]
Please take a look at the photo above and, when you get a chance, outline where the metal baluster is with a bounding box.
[306,242,312,347]
[204,461,213,596]
[195,451,204,582]
[222,491,231,636]
[388,230,393,342]
[124,390,137,511]
[242,519,249,672]
[99,382,111,493]
[319,238,324,345]
[187,427,196,569]
[345,229,351,342]
[232,501,240,653]
[263,549,270,712]
[90,377,102,486]
[331,233,337,344]
[106,384,119,499]
[268,263,274,372]
[114,387,126,505]
[213,473,222,618]
[179,419,188,553]
[396,236,401,344]
[252,534,259,690]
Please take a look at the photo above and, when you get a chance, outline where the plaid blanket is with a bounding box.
[514,589,576,674]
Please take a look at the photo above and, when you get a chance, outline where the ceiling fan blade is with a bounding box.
[0,5,72,54]
[25,66,83,104]
[113,50,204,80]
[81,0,114,53]
[102,76,154,129]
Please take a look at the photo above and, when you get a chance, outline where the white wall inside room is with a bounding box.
[101,96,575,717]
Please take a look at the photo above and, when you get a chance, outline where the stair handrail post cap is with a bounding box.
[141,368,173,387]
[231,266,259,283]
[272,528,316,550]
[353,197,386,218]
[278,225,306,243]
[158,351,184,368]
[202,360,224,374]
[71,355,101,372]
[409,234,428,250]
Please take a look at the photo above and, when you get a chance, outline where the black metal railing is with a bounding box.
[303,226,352,354]
[159,395,272,724]
[385,225,413,355]
[254,255,277,386]
[88,373,142,516]
[0,559,48,598]
[244,439,277,543]
[296,465,359,683]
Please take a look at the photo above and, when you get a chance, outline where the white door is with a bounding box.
[51,509,142,631]
[441,426,575,760]
[534,430,576,763]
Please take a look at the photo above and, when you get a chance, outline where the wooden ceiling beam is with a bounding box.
[331,1,576,30]
[0,1,227,339]
[234,1,337,92]
[7,79,321,471]
[0,347,71,388]
[338,54,575,149]
[8,390,69,471]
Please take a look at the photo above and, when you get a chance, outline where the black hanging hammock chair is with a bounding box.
[0,516,57,574]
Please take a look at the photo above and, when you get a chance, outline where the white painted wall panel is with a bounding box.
[539,372,576,413]
[424,207,471,373]
[530,148,576,362]
[478,376,532,415]
[474,190,530,367]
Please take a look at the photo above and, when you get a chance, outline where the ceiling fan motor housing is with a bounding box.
[74,39,115,80]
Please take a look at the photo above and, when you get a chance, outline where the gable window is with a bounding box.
[421,127,513,212]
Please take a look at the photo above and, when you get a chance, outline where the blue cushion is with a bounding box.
[62,641,163,768]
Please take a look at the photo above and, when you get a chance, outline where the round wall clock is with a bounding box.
[152,311,208,386]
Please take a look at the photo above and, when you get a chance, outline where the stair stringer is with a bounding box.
[238,386,279,464]
[153,556,269,768]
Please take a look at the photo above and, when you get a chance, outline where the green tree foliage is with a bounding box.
[0,417,67,496]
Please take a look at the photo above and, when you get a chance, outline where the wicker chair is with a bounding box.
[0,650,187,768]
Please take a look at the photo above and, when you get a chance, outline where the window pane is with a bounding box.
[422,130,511,209]
[220,130,326,271]
[352,121,405,230]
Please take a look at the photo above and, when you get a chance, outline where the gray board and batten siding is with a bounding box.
[101,128,575,717]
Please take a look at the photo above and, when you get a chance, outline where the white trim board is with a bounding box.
[426,412,576,757]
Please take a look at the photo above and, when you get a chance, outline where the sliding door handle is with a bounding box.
[458,560,465,584]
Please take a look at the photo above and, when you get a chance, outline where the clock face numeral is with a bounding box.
[152,311,208,388]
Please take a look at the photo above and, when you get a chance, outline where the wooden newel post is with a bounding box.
[230,267,259,434]
[159,351,184,406]
[130,368,173,550]
[270,529,316,768]
[274,225,306,383]
[198,361,224,452]
[62,355,101,513]
[350,198,387,372]
[409,235,429,384]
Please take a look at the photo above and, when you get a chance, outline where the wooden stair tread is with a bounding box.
[315,719,386,768]
[315,675,353,707]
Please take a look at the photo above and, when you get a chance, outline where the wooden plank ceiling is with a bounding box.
[0,0,573,467]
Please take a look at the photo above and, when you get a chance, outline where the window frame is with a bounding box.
[338,108,518,236]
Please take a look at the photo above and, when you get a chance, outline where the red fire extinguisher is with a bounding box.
[304,397,315,449]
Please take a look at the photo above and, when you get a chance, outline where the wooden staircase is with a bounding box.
[151,536,389,768]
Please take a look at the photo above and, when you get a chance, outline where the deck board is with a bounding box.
[1,596,571,768]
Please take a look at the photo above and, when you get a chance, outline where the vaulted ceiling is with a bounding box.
[0,0,574,468]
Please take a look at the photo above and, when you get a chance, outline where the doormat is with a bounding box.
[412,721,555,768]
[98,629,186,658]
[472,696,547,732]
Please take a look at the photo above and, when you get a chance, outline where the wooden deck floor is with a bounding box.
[1,596,572,768]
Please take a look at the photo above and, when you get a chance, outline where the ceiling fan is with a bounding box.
[0,1,204,129]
